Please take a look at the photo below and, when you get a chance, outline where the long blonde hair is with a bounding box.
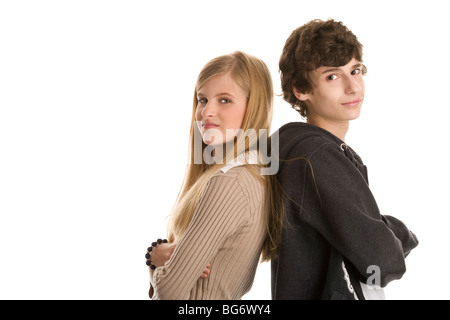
[167,51,283,261]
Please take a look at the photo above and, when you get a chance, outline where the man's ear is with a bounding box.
[293,86,310,101]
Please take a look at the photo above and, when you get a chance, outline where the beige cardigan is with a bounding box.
[150,165,267,299]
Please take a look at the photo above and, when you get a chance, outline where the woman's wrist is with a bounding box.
[145,238,168,270]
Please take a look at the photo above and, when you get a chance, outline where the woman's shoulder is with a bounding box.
[213,165,261,186]
[216,165,264,198]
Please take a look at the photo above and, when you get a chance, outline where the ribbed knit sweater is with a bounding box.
[150,165,267,300]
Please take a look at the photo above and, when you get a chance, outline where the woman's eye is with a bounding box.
[198,98,207,104]
[220,98,231,103]
[327,74,338,80]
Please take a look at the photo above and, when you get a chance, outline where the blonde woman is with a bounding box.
[146,51,283,300]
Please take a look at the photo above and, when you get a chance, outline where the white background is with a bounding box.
[1,0,449,300]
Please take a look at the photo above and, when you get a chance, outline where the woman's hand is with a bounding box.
[150,243,211,279]
[200,264,211,278]
[151,243,176,267]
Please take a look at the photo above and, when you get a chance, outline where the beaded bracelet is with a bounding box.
[145,238,168,270]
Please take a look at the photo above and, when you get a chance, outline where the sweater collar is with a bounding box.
[219,149,259,173]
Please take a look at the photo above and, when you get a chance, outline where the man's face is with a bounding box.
[298,57,365,124]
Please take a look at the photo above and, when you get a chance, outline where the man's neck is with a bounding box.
[306,117,349,142]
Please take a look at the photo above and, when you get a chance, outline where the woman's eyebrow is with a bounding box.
[215,92,235,98]
[198,91,236,98]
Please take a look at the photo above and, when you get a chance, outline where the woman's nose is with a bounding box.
[201,102,217,118]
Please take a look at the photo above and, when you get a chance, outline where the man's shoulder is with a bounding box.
[276,122,336,158]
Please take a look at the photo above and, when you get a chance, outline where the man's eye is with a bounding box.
[352,69,361,75]
[327,74,338,80]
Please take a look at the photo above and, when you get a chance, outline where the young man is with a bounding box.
[271,19,418,300]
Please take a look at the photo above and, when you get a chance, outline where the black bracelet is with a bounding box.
[145,238,168,270]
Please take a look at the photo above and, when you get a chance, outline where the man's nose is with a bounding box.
[345,76,362,95]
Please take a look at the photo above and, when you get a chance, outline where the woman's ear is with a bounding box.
[293,86,310,101]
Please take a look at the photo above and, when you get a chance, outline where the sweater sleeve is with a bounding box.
[290,142,418,287]
[150,173,249,300]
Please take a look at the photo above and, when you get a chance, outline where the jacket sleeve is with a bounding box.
[150,174,249,300]
[381,215,418,257]
[292,142,418,287]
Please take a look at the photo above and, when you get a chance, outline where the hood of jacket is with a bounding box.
[273,121,367,180]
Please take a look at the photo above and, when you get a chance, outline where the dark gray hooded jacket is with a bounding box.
[271,122,418,300]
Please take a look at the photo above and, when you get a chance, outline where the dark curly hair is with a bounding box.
[279,19,366,117]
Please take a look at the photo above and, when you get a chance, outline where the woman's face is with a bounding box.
[195,72,248,145]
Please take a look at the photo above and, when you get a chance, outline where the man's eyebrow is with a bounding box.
[321,63,363,74]
[321,67,340,74]
[351,63,363,69]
